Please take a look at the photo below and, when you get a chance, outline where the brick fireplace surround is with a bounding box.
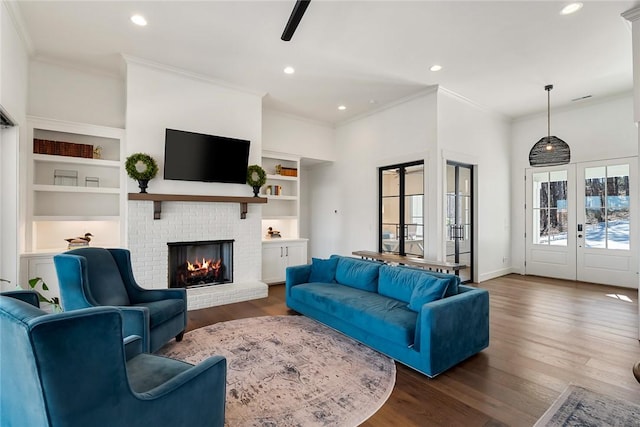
[127,200,268,310]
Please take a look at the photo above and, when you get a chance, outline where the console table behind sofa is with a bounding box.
[352,250,466,275]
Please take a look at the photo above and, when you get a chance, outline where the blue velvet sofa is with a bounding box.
[286,255,489,377]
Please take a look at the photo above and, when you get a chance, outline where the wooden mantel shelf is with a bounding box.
[128,193,267,220]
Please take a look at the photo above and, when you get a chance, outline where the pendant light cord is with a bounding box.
[546,85,552,138]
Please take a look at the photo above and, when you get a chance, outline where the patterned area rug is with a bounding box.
[534,384,640,426]
[158,315,396,427]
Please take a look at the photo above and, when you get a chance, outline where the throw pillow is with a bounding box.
[309,257,339,283]
[407,276,449,312]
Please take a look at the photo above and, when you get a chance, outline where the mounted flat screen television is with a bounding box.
[164,129,250,184]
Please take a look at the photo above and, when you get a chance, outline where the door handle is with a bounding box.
[286,247,289,257]
[280,247,283,257]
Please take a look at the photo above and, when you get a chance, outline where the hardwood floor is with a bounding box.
[187,274,640,426]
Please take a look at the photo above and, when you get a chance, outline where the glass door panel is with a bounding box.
[446,162,473,282]
[379,162,424,256]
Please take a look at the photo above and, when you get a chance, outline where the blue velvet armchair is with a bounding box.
[53,247,187,352]
[0,292,226,427]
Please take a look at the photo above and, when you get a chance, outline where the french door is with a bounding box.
[526,158,638,287]
[446,162,474,283]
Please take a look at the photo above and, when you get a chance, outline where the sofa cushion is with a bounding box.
[333,257,380,292]
[291,283,416,346]
[309,257,338,283]
[133,299,184,327]
[407,276,450,311]
[390,265,460,297]
[379,265,430,303]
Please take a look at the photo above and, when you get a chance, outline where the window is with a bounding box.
[379,161,424,257]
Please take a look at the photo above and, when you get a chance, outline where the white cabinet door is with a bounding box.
[262,243,286,284]
[262,240,308,284]
[285,242,307,267]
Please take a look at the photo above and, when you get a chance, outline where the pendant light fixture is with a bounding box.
[528,85,570,167]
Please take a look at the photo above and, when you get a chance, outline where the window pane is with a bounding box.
[548,208,568,246]
[584,166,606,249]
[382,169,400,197]
[533,172,549,208]
[549,171,567,209]
[534,208,549,244]
[405,164,423,196]
[606,164,630,250]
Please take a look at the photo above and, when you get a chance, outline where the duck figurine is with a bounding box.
[65,233,93,248]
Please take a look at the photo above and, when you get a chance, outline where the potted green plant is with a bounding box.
[125,153,159,193]
[246,164,267,197]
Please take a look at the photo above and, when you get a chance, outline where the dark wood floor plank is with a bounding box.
[185,274,640,426]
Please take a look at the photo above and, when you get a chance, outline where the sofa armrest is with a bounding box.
[124,335,144,360]
[414,286,489,375]
[285,265,312,296]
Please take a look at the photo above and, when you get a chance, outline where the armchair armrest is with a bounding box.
[118,307,151,353]
[137,355,226,400]
[0,290,40,308]
[124,335,144,360]
[285,265,312,296]
[414,286,489,375]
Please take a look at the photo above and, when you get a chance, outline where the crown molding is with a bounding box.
[622,6,640,22]
[122,54,267,98]
[336,86,439,128]
[2,1,34,54]
[31,55,122,80]
[438,86,510,123]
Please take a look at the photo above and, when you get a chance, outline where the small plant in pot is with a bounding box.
[246,165,267,197]
[125,153,159,193]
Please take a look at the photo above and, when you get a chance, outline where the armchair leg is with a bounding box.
[175,331,185,342]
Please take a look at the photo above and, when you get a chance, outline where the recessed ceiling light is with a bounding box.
[560,2,583,15]
[430,65,442,72]
[284,66,295,74]
[338,105,346,111]
[130,14,147,26]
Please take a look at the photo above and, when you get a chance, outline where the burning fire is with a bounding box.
[186,258,221,273]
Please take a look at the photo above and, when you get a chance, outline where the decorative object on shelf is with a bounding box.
[27,277,62,312]
[275,164,298,177]
[85,176,99,187]
[125,153,158,194]
[265,185,272,195]
[267,227,281,238]
[273,185,283,196]
[34,139,93,158]
[93,145,103,159]
[65,232,93,249]
[529,84,570,167]
[53,169,78,186]
[246,164,267,197]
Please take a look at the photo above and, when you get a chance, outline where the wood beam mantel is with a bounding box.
[127,193,267,220]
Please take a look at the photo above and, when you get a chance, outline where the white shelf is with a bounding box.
[266,174,298,182]
[33,215,121,222]
[33,184,120,194]
[265,195,297,201]
[33,154,120,168]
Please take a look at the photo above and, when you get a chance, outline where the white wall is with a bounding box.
[308,90,438,258]
[262,109,335,161]
[0,1,29,289]
[510,93,638,273]
[125,60,263,196]
[28,59,125,128]
[437,89,512,282]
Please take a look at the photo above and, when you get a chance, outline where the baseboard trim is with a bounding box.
[478,267,515,282]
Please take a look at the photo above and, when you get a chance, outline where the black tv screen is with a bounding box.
[164,129,250,184]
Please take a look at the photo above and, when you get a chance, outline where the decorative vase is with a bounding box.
[137,179,149,194]
[252,185,261,197]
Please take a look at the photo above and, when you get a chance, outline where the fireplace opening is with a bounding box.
[167,240,233,288]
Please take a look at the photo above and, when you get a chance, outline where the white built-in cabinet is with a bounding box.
[260,151,308,283]
[261,239,308,284]
[20,117,125,299]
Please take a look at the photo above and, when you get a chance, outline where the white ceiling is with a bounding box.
[15,0,640,125]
